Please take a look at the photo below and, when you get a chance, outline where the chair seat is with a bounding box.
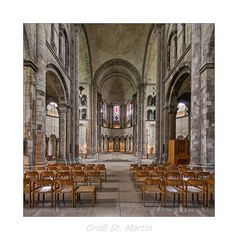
[75,186,96,193]
[57,186,74,193]
[187,186,203,193]
[142,185,161,193]
[36,186,52,193]
[166,186,182,193]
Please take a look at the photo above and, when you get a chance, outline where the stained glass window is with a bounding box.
[126,102,132,121]
[113,104,120,122]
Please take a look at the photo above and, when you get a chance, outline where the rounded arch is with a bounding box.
[46,63,69,104]
[94,58,141,88]
[166,64,191,105]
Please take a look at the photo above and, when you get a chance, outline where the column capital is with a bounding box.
[58,103,67,112]
[168,104,178,114]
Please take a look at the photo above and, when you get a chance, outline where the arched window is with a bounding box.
[153,96,156,106]
[154,110,156,120]
[59,25,69,70]
[147,95,153,106]
[147,110,153,121]
[113,104,120,122]
[126,102,132,121]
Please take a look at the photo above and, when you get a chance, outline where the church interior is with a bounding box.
[23,23,215,217]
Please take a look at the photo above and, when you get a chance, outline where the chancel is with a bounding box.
[23,23,214,217]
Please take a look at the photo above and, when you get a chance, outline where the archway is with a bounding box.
[46,66,69,161]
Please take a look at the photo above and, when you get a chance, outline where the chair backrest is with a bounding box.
[40,171,55,180]
[186,179,204,188]
[87,164,96,167]
[24,171,39,180]
[47,166,58,171]
[136,171,149,178]
[151,171,165,179]
[55,171,71,179]
[71,167,83,172]
[59,166,70,172]
[166,171,180,180]
[181,171,196,179]
[165,179,183,188]
[197,172,211,180]
[144,178,163,186]
[71,171,85,178]
[55,179,74,187]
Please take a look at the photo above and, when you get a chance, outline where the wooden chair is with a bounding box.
[197,172,211,180]
[54,179,75,207]
[164,179,184,207]
[181,171,196,181]
[24,178,32,207]
[206,178,215,207]
[55,171,71,180]
[47,166,58,172]
[141,178,164,206]
[135,171,150,190]
[39,171,55,180]
[131,166,143,180]
[58,166,70,172]
[185,179,206,208]
[151,171,165,181]
[165,171,180,180]
[71,171,87,186]
[74,185,96,207]
[86,171,102,190]
[35,166,45,173]
[95,165,107,181]
[71,166,83,173]
[32,179,54,207]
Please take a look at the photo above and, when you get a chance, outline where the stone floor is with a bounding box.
[23,161,215,217]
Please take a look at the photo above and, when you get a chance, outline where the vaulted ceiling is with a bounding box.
[84,24,152,78]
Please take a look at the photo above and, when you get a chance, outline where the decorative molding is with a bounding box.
[200,63,214,74]
[24,59,38,72]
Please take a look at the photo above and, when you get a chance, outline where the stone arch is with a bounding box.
[166,64,191,105]
[166,65,191,141]
[147,109,153,121]
[46,63,69,104]
[109,136,113,152]
[94,58,141,88]
[120,136,125,152]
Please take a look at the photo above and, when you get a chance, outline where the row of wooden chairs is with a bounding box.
[24,170,102,207]
[141,177,215,208]
[24,177,96,208]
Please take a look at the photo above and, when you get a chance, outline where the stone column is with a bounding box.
[168,104,177,140]
[155,25,162,163]
[66,104,71,162]
[58,104,67,161]
[70,26,76,160]
[34,23,46,166]
[190,24,202,166]
[163,104,169,162]
[75,31,80,159]
[23,61,37,169]
[200,24,215,168]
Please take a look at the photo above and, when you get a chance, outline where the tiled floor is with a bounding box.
[24,161,215,217]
